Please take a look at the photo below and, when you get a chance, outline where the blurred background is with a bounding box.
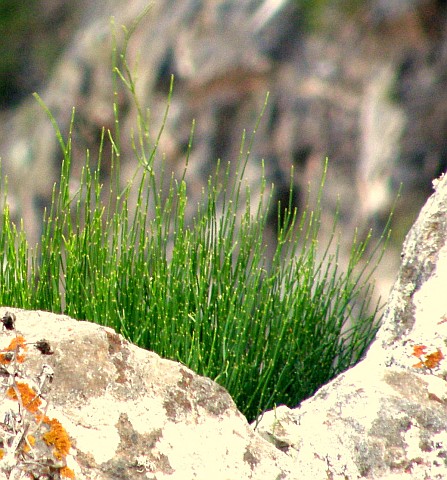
[0,0,446,301]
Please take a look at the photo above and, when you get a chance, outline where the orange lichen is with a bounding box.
[34,413,47,424]
[412,345,427,358]
[7,382,42,414]
[7,336,27,351]
[0,336,28,364]
[60,466,75,479]
[0,352,12,364]
[42,417,71,460]
[424,349,444,369]
[412,347,444,369]
[0,320,74,480]
[22,434,36,454]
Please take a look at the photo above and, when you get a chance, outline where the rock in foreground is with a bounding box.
[1,175,446,479]
[255,173,447,479]
[0,308,296,479]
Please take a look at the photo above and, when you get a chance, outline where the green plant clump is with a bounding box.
[0,23,386,423]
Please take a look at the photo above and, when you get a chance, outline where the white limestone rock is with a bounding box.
[254,171,447,479]
[0,308,297,480]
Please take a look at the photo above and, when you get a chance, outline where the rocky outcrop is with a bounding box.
[255,171,447,478]
[0,308,298,479]
[1,169,446,479]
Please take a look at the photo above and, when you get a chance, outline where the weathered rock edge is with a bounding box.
[1,171,446,478]
[255,172,447,479]
[0,308,298,479]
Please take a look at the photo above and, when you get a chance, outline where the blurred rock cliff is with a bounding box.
[1,0,446,298]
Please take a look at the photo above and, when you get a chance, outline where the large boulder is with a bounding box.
[255,171,447,478]
[0,308,298,479]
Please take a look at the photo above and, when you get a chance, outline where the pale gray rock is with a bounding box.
[0,171,446,479]
[254,171,447,479]
[0,308,298,480]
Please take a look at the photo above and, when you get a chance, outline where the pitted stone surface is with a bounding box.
[0,308,297,479]
[255,172,447,479]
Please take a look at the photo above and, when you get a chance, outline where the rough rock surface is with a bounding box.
[0,307,298,480]
[255,171,447,479]
[0,170,446,478]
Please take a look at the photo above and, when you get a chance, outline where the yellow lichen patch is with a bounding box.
[60,466,75,478]
[0,448,4,459]
[42,417,71,460]
[7,382,42,414]
[23,434,36,453]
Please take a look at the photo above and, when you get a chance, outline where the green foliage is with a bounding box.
[0,23,386,423]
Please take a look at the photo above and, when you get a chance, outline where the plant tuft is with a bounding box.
[0,20,388,423]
